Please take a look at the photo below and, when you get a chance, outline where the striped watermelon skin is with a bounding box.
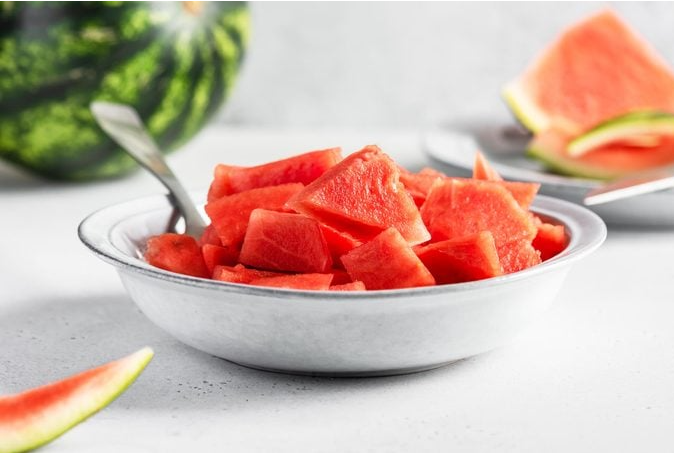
[0,1,249,180]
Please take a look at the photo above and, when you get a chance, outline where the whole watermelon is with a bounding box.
[0,1,249,180]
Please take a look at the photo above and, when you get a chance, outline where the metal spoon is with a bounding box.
[583,166,674,206]
[90,101,206,238]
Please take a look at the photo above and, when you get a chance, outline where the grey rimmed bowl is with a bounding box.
[78,191,606,377]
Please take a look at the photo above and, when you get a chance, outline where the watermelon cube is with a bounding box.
[144,233,209,278]
[212,264,282,284]
[414,231,502,284]
[205,183,304,249]
[208,148,343,201]
[287,145,430,245]
[341,228,436,290]
[249,273,334,290]
[533,222,567,261]
[421,178,537,246]
[329,281,367,291]
[201,244,239,274]
[239,209,332,273]
[498,239,542,274]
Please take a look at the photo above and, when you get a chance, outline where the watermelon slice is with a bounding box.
[414,231,503,284]
[420,178,537,246]
[533,222,567,261]
[504,10,674,135]
[144,233,209,278]
[529,128,674,180]
[249,273,334,290]
[287,146,431,245]
[201,244,239,275]
[329,281,367,291]
[341,228,436,290]
[567,111,674,157]
[0,348,153,453]
[239,209,332,273]
[212,264,282,284]
[205,183,304,248]
[207,148,342,201]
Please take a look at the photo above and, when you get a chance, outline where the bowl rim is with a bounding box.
[78,190,606,300]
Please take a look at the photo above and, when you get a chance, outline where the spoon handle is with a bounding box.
[90,101,205,238]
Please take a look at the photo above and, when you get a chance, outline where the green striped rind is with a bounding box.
[567,111,674,157]
[0,347,153,453]
[0,2,249,180]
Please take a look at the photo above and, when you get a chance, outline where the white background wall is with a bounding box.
[219,2,674,129]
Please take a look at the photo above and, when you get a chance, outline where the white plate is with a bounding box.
[423,124,674,227]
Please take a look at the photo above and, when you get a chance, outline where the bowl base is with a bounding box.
[224,357,463,378]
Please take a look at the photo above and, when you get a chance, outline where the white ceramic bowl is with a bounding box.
[79,192,606,377]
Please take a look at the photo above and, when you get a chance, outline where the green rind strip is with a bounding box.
[502,81,550,134]
[568,111,674,156]
[527,140,620,181]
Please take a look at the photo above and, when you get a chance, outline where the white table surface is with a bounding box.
[2,126,673,452]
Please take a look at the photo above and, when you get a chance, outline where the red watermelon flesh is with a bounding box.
[199,224,222,247]
[287,145,431,245]
[239,209,332,273]
[212,264,283,284]
[498,180,540,210]
[201,244,239,274]
[505,10,674,134]
[249,273,334,290]
[421,178,537,247]
[473,151,504,181]
[329,281,367,291]
[144,233,209,278]
[533,222,568,261]
[0,348,153,453]
[205,183,304,249]
[331,269,353,285]
[498,239,542,274]
[319,224,363,266]
[414,231,503,284]
[398,167,444,207]
[341,228,436,290]
[207,148,343,201]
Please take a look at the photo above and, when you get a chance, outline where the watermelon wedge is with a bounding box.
[144,233,209,278]
[420,178,537,246]
[498,239,542,274]
[341,228,436,290]
[0,348,153,453]
[504,10,674,135]
[473,151,504,181]
[207,148,342,201]
[529,128,674,180]
[205,183,304,248]
[287,146,431,245]
[239,209,332,273]
[414,231,503,284]
[533,222,567,261]
[567,111,674,157]
[201,244,239,275]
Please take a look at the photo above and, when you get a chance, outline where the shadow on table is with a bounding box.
[1,294,482,412]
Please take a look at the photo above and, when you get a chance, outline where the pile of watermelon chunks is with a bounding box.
[144,146,567,291]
